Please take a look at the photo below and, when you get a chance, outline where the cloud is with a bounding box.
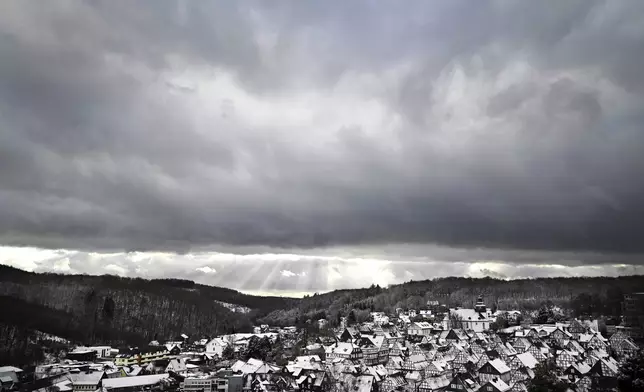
[2,246,644,296]
[280,270,296,278]
[0,0,644,268]
[196,266,217,274]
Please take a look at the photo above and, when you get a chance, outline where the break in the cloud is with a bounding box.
[3,245,644,296]
[1,1,644,290]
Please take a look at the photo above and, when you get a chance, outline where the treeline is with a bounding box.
[0,265,296,317]
[258,276,644,327]
[0,323,47,367]
[0,266,274,351]
[0,295,141,343]
[0,296,97,366]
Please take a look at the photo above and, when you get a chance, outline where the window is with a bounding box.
[487,387,493,391]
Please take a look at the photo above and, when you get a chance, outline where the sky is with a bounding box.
[2,1,644,297]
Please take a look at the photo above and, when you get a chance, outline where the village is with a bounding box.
[1,295,642,392]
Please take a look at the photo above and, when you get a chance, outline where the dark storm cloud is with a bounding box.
[1,0,644,258]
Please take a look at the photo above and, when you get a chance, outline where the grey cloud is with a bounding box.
[1,0,644,262]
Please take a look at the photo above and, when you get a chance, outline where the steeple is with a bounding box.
[474,295,487,313]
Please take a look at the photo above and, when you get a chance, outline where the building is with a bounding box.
[102,374,171,392]
[72,346,112,358]
[114,347,169,366]
[325,342,363,361]
[449,295,494,332]
[407,322,433,336]
[71,371,105,392]
[165,359,187,373]
[371,312,390,326]
[206,338,230,358]
[67,349,98,362]
[183,375,220,392]
[622,292,644,338]
[357,336,388,365]
[183,370,242,392]
[478,377,510,392]
[478,359,511,384]
[0,367,22,384]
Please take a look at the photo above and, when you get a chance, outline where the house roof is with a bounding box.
[419,375,450,390]
[515,353,538,369]
[430,360,449,372]
[569,362,591,375]
[72,371,105,386]
[600,358,619,375]
[125,366,143,376]
[486,359,511,374]
[166,359,187,372]
[103,374,170,389]
[485,377,511,392]
[0,367,23,373]
[623,338,639,349]
[294,355,321,363]
[327,342,357,355]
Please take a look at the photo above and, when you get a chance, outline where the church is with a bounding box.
[448,295,495,332]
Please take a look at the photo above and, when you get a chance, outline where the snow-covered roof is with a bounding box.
[515,352,538,369]
[327,342,356,355]
[0,366,23,373]
[486,377,510,392]
[570,362,591,375]
[72,372,104,386]
[487,358,511,374]
[102,374,170,389]
[295,355,321,363]
[419,375,450,390]
[231,359,279,375]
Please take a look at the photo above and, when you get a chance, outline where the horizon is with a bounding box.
[4,261,643,299]
[2,1,644,295]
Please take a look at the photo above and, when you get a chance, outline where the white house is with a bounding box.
[72,346,112,358]
[205,338,229,357]
[89,346,112,358]
[166,359,187,373]
[407,322,433,336]
[371,312,390,325]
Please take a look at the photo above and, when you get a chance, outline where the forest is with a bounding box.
[257,276,643,328]
[0,264,294,364]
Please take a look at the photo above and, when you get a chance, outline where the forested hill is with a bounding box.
[0,265,296,349]
[258,275,644,327]
[2,264,644,357]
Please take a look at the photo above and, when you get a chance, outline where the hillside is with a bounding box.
[257,275,644,327]
[2,264,643,363]
[0,265,296,349]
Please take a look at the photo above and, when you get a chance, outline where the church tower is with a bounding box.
[474,295,487,313]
